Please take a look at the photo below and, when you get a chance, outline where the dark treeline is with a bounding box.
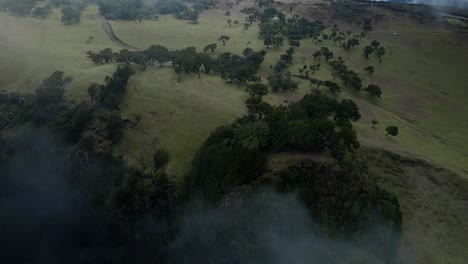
[87,45,267,84]
[98,0,216,21]
[0,67,176,263]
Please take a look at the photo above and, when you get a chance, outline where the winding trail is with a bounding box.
[93,13,140,50]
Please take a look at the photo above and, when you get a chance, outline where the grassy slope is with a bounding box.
[363,147,468,264]
[0,5,118,98]
[1,2,468,263]
[1,4,467,181]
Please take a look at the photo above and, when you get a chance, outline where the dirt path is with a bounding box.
[93,13,140,50]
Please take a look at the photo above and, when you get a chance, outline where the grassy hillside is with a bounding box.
[1,3,467,181]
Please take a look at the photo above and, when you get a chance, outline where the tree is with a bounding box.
[218,35,230,45]
[246,83,269,97]
[88,83,99,102]
[227,19,232,27]
[320,47,333,61]
[32,6,52,19]
[61,6,81,25]
[371,119,379,128]
[364,66,375,76]
[324,81,341,94]
[376,46,386,63]
[313,50,322,61]
[363,19,372,32]
[364,84,382,98]
[371,40,380,49]
[204,43,217,53]
[244,23,251,31]
[268,72,298,92]
[363,45,374,60]
[385,126,398,136]
[245,96,272,120]
[289,39,300,48]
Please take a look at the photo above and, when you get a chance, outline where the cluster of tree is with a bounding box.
[329,58,363,91]
[31,4,52,18]
[267,71,298,92]
[363,40,386,62]
[313,47,334,62]
[279,159,402,260]
[98,0,152,20]
[0,0,38,16]
[61,5,81,25]
[255,7,325,49]
[174,8,199,22]
[98,0,214,21]
[87,45,267,84]
[0,67,177,262]
[273,47,295,72]
[88,65,136,109]
[191,90,362,201]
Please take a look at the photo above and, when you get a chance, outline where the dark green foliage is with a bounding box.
[32,5,52,19]
[61,6,81,25]
[154,148,169,171]
[58,101,93,142]
[363,45,374,60]
[97,65,136,109]
[329,60,363,91]
[320,47,334,61]
[203,43,217,53]
[363,18,373,31]
[268,72,298,92]
[86,48,114,64]
[342,38,360,51]
[218,35,230,45]
[145,45,171,67]
[279,160,402,236]
[245,96,272,120]
[35,71,65,107]
[99,0,152,20]
[192,124,269,202]
[376,46,386,63]
[0,0,37,16]
[217,50,266,84]
[246,83,269,97]
[364,65,375,75]
[364,84,382,98]
[154,0,186,14]
[192,92,362,202]
[289,39,300,48]
[0,92,36,129]
[174,9,198,21]
[324,80,341,94]
[386,126,399,136]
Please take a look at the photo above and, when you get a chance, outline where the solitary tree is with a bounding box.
[385,126,399,136]
[204,43,217,53]
[61,6,81,25]
[363,19,373,32]
[376,46,386,63]
[364,66,375,76]
[364,84,382,98]
[218,35,231,45]
[363,45,374,60]
[371,119,379,128]
[227,19,232,27]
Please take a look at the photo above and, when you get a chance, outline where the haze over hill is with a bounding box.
[0,0,467,263]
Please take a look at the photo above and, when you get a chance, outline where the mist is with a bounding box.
[164,191,402,264]
[0,126,85,264]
